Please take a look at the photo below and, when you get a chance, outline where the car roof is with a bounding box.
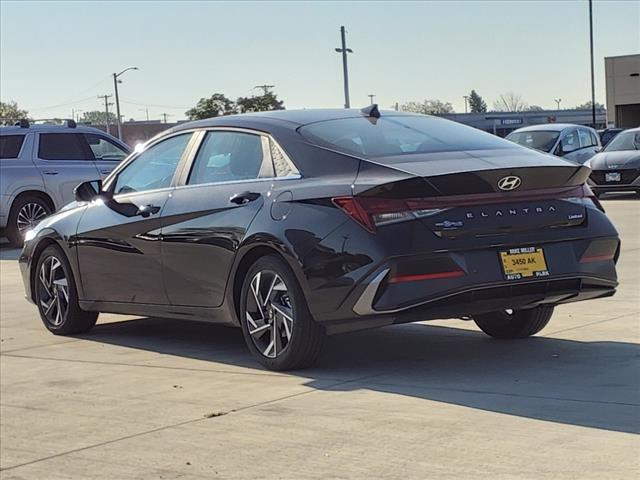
[0,124,112,135]
[170,108,418,133]
[511,123,594,133]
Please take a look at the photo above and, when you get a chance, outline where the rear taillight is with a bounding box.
[331,197,445,233]
[580,238,619,263]
[333,184,597,233]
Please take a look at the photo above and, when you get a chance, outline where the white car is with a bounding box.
[506,124,601,164]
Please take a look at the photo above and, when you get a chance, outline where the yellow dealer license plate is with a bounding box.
[499,247,549,280]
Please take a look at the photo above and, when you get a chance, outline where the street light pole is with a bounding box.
[463,95,469,113]
[368,94,376,105]
[335,26,353,109]
[554,98,562,110]
[588,0,596,127]
[113,66,139,140]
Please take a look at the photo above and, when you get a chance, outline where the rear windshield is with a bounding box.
[299,115,516,159]
[506,131,559,153]
[0,134,25,159]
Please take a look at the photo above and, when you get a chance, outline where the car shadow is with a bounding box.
[81,317,640,434]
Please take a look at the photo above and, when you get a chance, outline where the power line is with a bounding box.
[120,98,190,110]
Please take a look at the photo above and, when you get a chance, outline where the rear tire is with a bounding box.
[34,245,98,335]
[7,194,52,247]
[473,306,554,339]
[240,255,325,371]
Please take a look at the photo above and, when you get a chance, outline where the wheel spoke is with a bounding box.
[250,274,265,318]
[264,274,280,306]
[41,298,55,316]
[249,323,271,337]
[263,339,275,357]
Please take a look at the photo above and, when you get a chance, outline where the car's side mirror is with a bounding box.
[74,180,103,202]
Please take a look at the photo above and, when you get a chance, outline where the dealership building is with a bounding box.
[605,54,640,128]
[440,109,607,137]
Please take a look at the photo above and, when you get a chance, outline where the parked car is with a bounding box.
[506,124,601,164]
[597,128,624,147]
[20,108,619,370]
[0,121,130,245]
[586,127,640,197]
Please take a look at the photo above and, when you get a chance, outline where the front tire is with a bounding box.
[7,194,52,247]
[473,306,554,339]
[240,255,325,371]
[35,245,98,335]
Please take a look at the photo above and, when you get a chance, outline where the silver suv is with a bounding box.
[0,121,130,246]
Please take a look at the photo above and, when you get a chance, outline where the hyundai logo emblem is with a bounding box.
[497,175,522,191]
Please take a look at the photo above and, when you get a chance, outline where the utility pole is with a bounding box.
[160,113,172,124]
[98,94,113,134]
[368,94,376,105]
[554,98,562,110]
[588,0,596,127]
[394,102,399,111]
[112,66,139,140]
[139,107,149,121]
[254,85,275,95]
[335,26,353,109]
[463,95,469,113]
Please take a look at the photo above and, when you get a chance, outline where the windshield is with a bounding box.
[603,130,640,152]
[299,115,516,160]
[505,131,559,153]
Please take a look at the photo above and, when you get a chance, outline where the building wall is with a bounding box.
[90,121,177,147]
[440,109,606,137]
[605,54,640,128]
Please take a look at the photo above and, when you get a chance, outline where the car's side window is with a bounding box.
[114,133,191,195]
[560,129,579,153]
[0,134,25,159]
[85,134,128,162]
[38,133,94,160]
[188,131,265,186]
[578,129,595,148]
[590,131,600,147]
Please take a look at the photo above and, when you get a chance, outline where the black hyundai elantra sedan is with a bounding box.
[19,107,620,370]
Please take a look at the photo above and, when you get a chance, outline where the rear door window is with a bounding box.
[0,134,25,158]
[38,133,95,160]
[188,131,266,185]
[578,129,595,148]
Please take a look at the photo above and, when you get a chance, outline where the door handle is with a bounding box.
[100,169,112,175]
[136,204,161,218]
[229,191,261,205]
[42,170,59,175]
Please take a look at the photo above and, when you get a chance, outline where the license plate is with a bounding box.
[605,172,621,182]
[499,247,549,280]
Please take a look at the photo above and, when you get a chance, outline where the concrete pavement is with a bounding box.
[1,195,638,479]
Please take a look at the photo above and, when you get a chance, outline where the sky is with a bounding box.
[1,0,638,122]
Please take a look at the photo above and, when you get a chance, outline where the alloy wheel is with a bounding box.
[17,202,47,233]
[38,256,69,327]
[245,270,294,358]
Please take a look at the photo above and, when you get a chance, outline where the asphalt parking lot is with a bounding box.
[0,195,638,479]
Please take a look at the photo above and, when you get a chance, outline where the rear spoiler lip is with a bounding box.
[355,184,592,209]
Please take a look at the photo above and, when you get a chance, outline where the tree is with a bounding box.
[79,110,117,125]
[236,92,285,113]
[0,101,28,125]
[400,99,454,115]
[575,100,605,110]
[492,92,528,112]
[468,90,487,113]
[186,93,236,120]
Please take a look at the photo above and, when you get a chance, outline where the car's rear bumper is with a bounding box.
[312,235,619,334]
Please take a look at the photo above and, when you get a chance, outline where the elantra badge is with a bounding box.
[497,175,522,191]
